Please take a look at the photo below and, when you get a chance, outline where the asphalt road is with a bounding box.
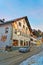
[0,44,43,65]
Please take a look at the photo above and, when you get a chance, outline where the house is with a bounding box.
[0,16,32,49]
[31,29,38,38]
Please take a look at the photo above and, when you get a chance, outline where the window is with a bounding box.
[30,38,33,41]
[15,30,17,34]
[13,40,18,46]
[17,31,20,35]
[5,27,9,33]
[15,29,18,34]
[26,27,28,30]
[24,42,25,46]
[26,41,28,46]
[23,20,25,24]
[23,25,25,28]
[20,40,23,46]
[19,22,21,26]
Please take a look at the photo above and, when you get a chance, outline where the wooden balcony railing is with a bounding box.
[14,29,30,38]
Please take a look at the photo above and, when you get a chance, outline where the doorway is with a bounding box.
[13,40,18,46]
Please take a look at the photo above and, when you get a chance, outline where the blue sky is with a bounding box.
[0,0,43,31]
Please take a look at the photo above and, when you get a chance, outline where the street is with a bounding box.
[0,44,43,65]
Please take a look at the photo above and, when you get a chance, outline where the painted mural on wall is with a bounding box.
[0,26,8,42]
[0,23,12,48]
[1,35,7,42]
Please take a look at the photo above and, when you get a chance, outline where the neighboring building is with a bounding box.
[42,38,43,42]
[0,16,31,49]
[31,29,38,38]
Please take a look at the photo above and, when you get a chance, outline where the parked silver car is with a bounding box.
[19,47,30,53]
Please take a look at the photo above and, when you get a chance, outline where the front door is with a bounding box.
[13,40,18,46]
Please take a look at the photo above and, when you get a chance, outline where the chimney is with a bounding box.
[2,19,5,22]
[0,19,5,23]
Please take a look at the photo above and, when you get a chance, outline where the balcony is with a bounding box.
[21,32,30,38]
[14,29,30,38]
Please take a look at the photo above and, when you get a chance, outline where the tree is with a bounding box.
[32,29,40,37]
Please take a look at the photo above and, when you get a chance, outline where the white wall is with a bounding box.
[0,24,12,48]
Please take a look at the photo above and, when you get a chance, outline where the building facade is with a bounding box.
[0,16,32,48]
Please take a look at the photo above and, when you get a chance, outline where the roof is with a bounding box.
[31,37,37,40]
[0,16,32,32]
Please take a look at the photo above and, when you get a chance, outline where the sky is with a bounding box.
[0,0,43,31]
